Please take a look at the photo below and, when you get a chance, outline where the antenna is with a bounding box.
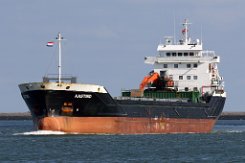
[173,12,176,44]
[201,24,203,44]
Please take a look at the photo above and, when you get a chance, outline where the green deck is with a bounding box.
[121,90,201,103]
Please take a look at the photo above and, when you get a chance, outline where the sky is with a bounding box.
[0,0,245,112]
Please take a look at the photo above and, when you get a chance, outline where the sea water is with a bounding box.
[0,120,245,162]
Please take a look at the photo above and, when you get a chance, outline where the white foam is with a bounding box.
[225,130,244,133]
[13,130,67,135]
[212,129,245,134]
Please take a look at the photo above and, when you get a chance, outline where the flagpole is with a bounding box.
[57,33,62,84]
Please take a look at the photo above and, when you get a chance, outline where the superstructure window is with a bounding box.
[190,52,194,56]
[163,64,168,68]
[178,53,182,56]
[193,63,198,68]
[194,76,198,80]
[187,76,191,80]
[174,64,178,68]
[160,71,166,77]
[184,52,188,56]
[159,52,164,56]
[172,52,176,56]
[166,53,171,57]
[187,64,191,68]
[179,76,183,80]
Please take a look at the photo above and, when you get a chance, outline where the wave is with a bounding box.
[13,130,67,135]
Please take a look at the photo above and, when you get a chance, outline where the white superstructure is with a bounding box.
[144,19,224,95]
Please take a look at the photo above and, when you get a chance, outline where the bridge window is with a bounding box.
[194,76,198,80]
[166,52,171,57]
[179,76,183,80]
[172,52,176,56]
[193,63,198,68]
[187,64,191,68]
[163,64,168,68]
[184,52,188,56]
[190,52,194,56]
[187,76,191,80]
[174,64,178,68]
[178,53,182,56]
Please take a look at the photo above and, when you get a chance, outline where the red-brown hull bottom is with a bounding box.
[37,117,217,134]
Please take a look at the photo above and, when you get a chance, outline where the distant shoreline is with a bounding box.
[0,112,245,120]
[219,112,245,120]
[0,112,32,120]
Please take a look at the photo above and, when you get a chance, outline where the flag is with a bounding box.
[182,28,188,34]
[46,41,54,47]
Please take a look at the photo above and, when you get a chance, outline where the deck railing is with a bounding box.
[43,74,77,83]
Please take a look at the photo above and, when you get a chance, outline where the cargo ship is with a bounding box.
[19,19,226,134]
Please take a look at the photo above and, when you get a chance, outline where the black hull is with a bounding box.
[21,89,225,120]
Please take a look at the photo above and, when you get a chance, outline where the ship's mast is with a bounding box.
[182,19,191,44]
[56,33,63,84]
